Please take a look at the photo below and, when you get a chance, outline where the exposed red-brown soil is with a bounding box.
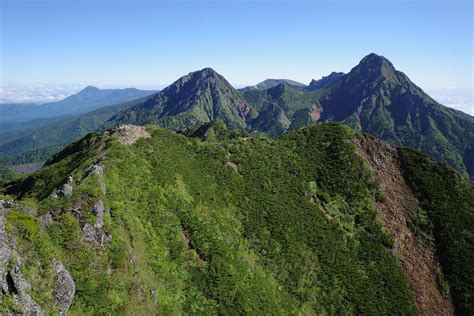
[309,106,322,122]
[355,134,454,315]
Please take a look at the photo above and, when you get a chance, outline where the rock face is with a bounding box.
[91,199,105,229]
[0,207,13,299]
[355,134,454,315]
[38,212,53,229]
[112,125,151,145]
[0,204,43,315]
[50,176,74,199]
[81,199,111,246]
[8,268,43,314]
[53,260,75,315]
[83,163,106,193]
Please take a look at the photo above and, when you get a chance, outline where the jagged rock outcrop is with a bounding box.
[0,207,13,299]
[52,260,75,315]
[0,203,43,315]
[50,176,74,199]
[82,163,106,193]
[8,268,43,314]
[91,199,105,229]
[81,199,111,246]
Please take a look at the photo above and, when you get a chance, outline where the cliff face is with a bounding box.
[355,135,454,315]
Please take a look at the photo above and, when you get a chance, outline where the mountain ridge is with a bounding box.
[1,122,472,314]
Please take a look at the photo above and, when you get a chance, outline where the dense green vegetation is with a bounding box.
[399,148,474,315]
[3,123,420,314]
[0,165,19,181]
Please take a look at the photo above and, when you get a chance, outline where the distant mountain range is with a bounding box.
[0,96,151,168]
[240,79,307,91]
[239,73,345,92]
[1,53,473,181]
[0,86,155,127]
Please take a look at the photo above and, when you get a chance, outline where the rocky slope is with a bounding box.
[0,122,472,314]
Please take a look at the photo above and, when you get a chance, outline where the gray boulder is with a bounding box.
[52,260,75,315]
[82,223,97,241]
[83,164,106,193]
[50,177,74,199]
[38,212,53,229]
[8,267,43,315]
[91,199,105,229]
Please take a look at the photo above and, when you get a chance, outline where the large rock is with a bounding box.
[1,205,43,314]
[8,267,43,315]
[50,176,74,199]
[91,199,105,229]
[82,223,97,241]
[0,209,13,300]
[52,260,75,315]
[38,212,53,229]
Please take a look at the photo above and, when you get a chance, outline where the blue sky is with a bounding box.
[0,0,473,113]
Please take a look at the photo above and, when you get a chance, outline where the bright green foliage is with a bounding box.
[399,148,474,315]
[0,165,19,181]
[2,123,420,314]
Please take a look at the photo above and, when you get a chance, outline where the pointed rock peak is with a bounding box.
[193,67,221,79]
[358,53,395,70]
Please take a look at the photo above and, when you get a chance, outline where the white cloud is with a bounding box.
[0,84,165,104]
[426,89,474,116]
[0,85,84,104]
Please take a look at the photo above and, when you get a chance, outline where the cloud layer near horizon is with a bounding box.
[0,85,85,104]
[0,85,472,116]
